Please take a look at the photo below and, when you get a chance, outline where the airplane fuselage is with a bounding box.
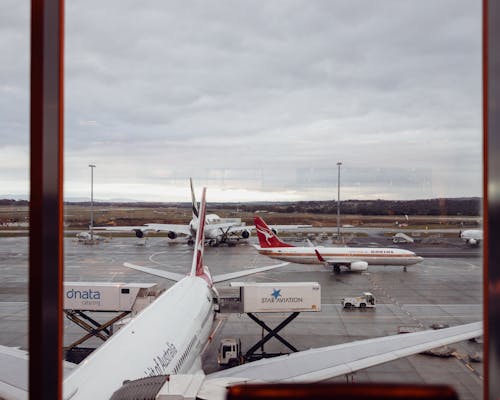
[189,214,241,243]
[63,276,215,399]
[255,246,423,267]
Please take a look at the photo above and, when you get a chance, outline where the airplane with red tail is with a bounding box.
[0,191,481,400]
[254,216,423,273]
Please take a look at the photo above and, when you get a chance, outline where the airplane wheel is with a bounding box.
[187,239,194,245]
[360,303,366,308]
[333,265,341,274]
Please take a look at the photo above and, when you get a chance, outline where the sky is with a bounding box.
[0,1,482,202]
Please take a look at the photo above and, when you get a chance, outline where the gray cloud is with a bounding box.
[1,0,482,201]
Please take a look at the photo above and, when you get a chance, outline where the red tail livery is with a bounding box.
[254,216,295,248]
[191,187,212,285]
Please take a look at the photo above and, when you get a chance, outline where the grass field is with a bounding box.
[0,204,481,231]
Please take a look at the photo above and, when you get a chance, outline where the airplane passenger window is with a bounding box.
[0,1,486,399]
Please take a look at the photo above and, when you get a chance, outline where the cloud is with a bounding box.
[1,0,482,201]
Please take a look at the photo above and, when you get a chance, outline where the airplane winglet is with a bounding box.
[314,249,326,263]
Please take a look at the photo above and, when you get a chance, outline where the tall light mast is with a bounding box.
[336,162,342,242]
[89,164,96,241]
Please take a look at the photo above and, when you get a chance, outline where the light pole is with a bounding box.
[337,162,342,241]
[89,164,96,241]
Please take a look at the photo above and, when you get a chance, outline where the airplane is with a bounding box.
[75,231,105,242]
[62,187,290,399]
[459,229,483,247]
[254,216,423,273]
[94,178,310,246]
[0,188,482,399]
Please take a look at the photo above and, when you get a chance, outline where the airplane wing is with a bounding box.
[314,249,352,265]
[93,224,192,236]
[92,225,149,232]
[143,223,192,236]
[0,346,28,400]
[248,224,312,232]
[212,262,289,283]
[122,262,289,284]
[223,223,312,241]
[199,322,482,399]
[0,346,77,400]
[123,262,187,282]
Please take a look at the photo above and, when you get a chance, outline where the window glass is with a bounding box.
[62,1,482,397]
[0,0,30,357]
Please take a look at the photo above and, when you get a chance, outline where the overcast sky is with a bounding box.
[0,1,481,202]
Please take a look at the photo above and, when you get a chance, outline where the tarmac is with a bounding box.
[0,233,483,399]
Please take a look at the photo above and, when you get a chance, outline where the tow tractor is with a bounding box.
[341,292,376,308]
[218,338,243,367]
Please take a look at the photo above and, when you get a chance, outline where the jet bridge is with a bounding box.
[63,282,162,362]
[218,282,321,361]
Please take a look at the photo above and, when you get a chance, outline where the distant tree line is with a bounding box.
[0,199,28,206]
[0,197,481,216]
[231,198,482,216]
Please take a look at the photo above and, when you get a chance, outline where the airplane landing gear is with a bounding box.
[333,265,341,274]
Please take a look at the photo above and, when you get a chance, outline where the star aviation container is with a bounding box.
[230,282,321,313]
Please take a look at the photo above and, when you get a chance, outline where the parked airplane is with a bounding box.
[94,178,309,246]
[254,216,423,273]
[459,229,483,247]
[62,188,290,399]
[0,189,482,400]
[75,231,104,242]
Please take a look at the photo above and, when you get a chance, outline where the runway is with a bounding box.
[0,235,483,399]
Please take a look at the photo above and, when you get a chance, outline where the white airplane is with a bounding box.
[75,231,104,242]
[0,189,482,399]
[94,178,309,246]
[459,229,483,247]
[254,216,423,273]
[64,187,290,399]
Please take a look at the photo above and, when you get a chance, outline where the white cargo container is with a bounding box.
[63,282,159,312]
[230,282,321,313]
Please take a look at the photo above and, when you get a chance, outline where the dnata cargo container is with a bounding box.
[63,282,160,312]
[230,282,321,313]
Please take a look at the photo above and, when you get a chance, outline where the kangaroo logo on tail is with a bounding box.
[254,216,294,248]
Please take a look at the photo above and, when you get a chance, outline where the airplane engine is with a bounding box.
[350,261,368,271]
[241,230,250,239]
[133,229,145,238]
[167,231,178,240]
[272,228,278,235]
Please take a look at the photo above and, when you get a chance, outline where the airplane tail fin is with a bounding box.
[190,177,199,219]
[254,216,295,248]
[191,187,212,285]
